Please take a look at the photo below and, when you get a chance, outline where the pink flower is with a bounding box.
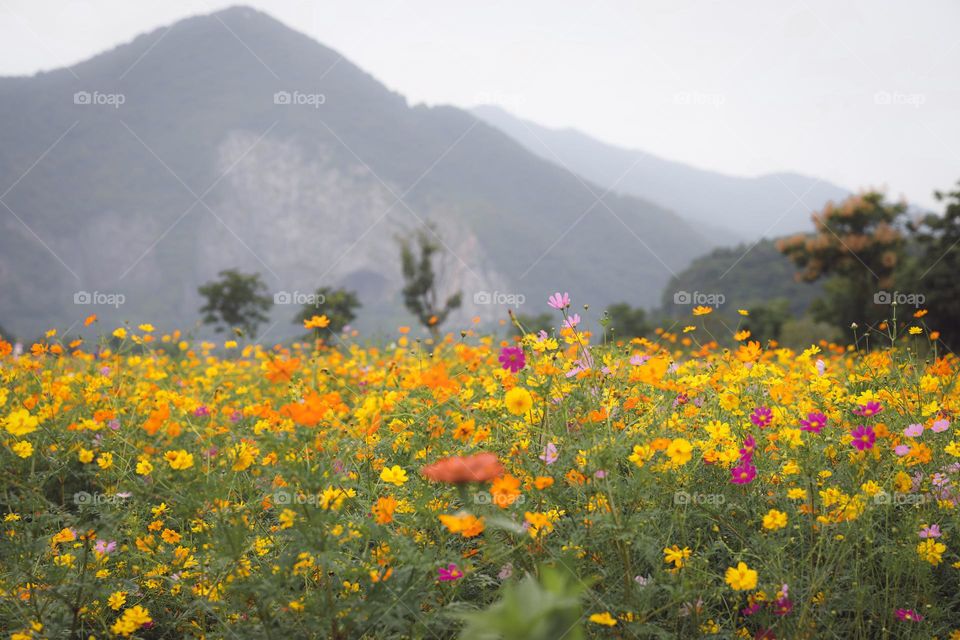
[919,524,941,539]
[850,425,876,451]
[547,292,570,310]
[629,354,650,366]
[904,423,924,438]
[894,608,922,622]
[498,346,526,373]
[563,313,581,329]
[799,411,827,434]
[94,539,117,554]
[931,419,950,433]
[438,563,463,582]
[750,406,773,428]
[854,401,883,417]
[730,462,757,484]
[894,444,910,456]
[539,442,558,465]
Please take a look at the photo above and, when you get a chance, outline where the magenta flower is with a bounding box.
[799,411,827,434]
[194,405,210,417]
[850,425,876,451]
[547,292,570,310]
[730,462,757,484]
[918,524,942,539]
[854,401,883,417]
[739,435,756,463]
[498,346,526,373]
[904,423,924,438]
[931,419,950,433]
[539,442,558,465]
[894,608,923,622]
[438,563,463,582]
[750,406,773,428]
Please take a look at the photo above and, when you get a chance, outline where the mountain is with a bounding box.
[472,105,851,242]
[0,6,711,340]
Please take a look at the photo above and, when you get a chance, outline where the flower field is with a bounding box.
[2,298,960,639]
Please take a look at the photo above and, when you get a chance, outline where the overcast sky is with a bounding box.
[2,0,958,210]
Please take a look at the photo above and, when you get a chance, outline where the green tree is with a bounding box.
[908,181,960,349]
[398,226,462,339]
[743,298,790,343]
[604,302,650,339]
[198,269,272,337]
[294,287,361,336]
[777,191,906,333]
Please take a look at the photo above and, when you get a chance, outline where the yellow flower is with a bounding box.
[278,508,297,529]
[663,545,691,569]
[230,441,259,471]
[380,465,409,486]
[692,305,713,316]
[138,324,155,332]
[108,591,127,610]
[665,438,693,466]
[164,449,194,470]
[762,509,788,531]
[78,448,95,464]
[917,539,946,566]
[504,387,533,416]
[438,513,485,538]
[725,561,758,590]
[110,605,151,637]
[112,327,127,340]
[304,315,330,329]
[11,441,33,458]
[96,452,114,469]
[4,409,39,437]
[136,458,154,475]
[589,612,617,626]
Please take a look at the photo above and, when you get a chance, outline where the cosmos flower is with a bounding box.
[799,411,827,434]
[725,562,758,591]
[421,453,504,484]
[850,425,876,451]
[854,401,883,417]
[498,346,526,373]
[539,442,558,465]
[731,462,757,485]
[751,406,773,428]
[547,292,570,310]
[437,563,463,582]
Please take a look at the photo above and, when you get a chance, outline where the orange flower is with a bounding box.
[372,496,398,524]
[490,474,522,508]
[533,476,554,490]
[438,513,485,537]
[421,452,504,484]
[263,357,300,383]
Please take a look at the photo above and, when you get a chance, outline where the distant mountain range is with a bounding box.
[472,105,851,242]
[0,6,714,340]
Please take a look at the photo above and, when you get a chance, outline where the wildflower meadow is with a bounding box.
[2,297,960,639]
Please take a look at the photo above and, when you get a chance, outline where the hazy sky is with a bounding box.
[2,0,958,210]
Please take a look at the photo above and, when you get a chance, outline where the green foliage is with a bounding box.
[743,298,790,344]
[458,565,586,640]
[604,302,651,339]
[197,269,273,337]
[398,225,462,338]
[907,182,960,350]
[294,287,361,336]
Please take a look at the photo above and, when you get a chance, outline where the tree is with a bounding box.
[777,191,906,333]
[908,181,960,349]
[294,287,361,336]
[604,303,651,339]
[398,225,462,339]
[198,269,272,337]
